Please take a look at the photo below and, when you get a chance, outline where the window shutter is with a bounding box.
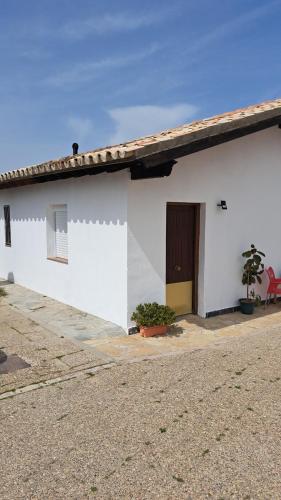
[4,205,11,247]
[55,210,68,259]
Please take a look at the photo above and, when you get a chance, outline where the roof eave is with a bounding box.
[134,106,281,163]
[1,104,281,190]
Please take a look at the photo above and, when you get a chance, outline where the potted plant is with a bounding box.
[240,244,265,314]
[131,302,176,337]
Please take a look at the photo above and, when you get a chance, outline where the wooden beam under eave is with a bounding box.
[139,116,281,166]
[130,160,176,180]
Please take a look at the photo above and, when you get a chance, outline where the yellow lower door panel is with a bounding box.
[166,281,193,315]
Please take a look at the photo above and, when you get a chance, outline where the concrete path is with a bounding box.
[2,280,281,366]
[1,314,281,498]
[0,298,114,395]
[0,281,125,341]
[85,302,281,362]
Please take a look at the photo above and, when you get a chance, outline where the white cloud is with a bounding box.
[66,116,94,142]
[20,47,51,60]
[186,0,281,55]
[108,104,198,144]
[61,9,174,39]
[46,44,162,87]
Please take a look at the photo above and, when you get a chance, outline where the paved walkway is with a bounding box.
[85,302,281,361]
[1,281,125,341]
[2,281,281,366]
[0,297,114,396]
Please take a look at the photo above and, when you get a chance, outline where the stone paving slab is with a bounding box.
[2,281,281,369]
[0,299,114,395]
[85,303,281,361]
[0,281,125,341]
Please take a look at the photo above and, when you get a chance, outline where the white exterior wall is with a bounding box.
[0,173,128,329]
[127,127,281,326]
[1,127,281,332]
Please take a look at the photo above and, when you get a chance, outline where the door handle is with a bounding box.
[174,264,181,272]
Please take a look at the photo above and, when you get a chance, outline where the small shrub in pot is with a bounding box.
[240,244,265,314]
[131,302,176,337]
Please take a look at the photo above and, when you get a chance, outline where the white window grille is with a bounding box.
[55,209,68,259]
[47,204,68,263]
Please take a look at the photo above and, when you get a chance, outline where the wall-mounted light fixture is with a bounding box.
[217,200,228,210]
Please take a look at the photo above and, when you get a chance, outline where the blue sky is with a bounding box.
[1,0,281,172]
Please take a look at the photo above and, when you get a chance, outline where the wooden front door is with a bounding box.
[166,203,198,315]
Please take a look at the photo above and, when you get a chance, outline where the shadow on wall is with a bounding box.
[0,213,126,226]
[0,174,127,226]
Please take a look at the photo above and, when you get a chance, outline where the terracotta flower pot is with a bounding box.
[139,325,168,337]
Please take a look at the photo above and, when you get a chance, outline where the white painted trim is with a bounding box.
[46,204,68,261]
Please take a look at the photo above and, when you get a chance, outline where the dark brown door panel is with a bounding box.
[166,204,195,284]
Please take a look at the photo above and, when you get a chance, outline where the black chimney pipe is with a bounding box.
[72,143,79,155]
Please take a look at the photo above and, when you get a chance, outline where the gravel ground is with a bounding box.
[1,326,281,499]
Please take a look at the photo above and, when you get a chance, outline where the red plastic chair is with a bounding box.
[266,267,281,305]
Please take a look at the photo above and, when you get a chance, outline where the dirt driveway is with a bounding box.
[1,298,281,499]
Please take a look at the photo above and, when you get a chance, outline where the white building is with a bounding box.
[0,99,281,331]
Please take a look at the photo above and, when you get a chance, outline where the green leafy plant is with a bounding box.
[0,288,7,297]
[131,302,176,327]
[249,290,262,306]
[242,244,265,300]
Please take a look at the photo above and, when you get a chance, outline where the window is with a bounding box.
[47,205,68,263]
[4,205,11,247]
[54,209,68,260]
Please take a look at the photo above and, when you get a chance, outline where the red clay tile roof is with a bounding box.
[1,98,281,186]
